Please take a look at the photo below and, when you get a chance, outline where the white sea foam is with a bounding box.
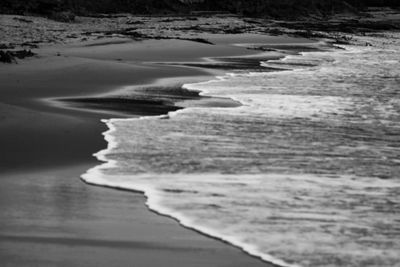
[83,33,400,267]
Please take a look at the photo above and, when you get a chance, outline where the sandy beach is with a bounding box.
[0,43,267,266]
[0,17,313,265]
[0,6,400,267]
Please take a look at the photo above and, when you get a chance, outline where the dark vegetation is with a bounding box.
[196,0,400,18]
[276,19,400,33]
[0,50,36,63]
[0,0,399,19]
[0,0,187,16]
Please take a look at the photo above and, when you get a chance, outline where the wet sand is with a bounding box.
[0,52,208,172]
[0,164,269,267]
[0,35,312,266]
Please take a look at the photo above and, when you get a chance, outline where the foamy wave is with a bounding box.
[83,33,400,267]
[83,163,400,267]
[82,170,300,267]
[84,117,303,267]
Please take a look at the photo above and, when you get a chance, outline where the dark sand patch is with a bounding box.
[61,97,183,117]
[58,83,241,116]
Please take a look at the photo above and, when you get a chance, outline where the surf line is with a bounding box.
[80,46,336,267]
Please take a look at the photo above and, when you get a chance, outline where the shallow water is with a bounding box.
[83,33,400,267]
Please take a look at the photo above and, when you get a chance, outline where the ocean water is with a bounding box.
[83,33,400,267]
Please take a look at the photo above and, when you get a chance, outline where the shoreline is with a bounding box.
[80,32,400,267]
[0,12,376,265]
[78,36,328,267]
[1,10,400,267]
[2,11,359,265]
[1,32,312,266]
[0,41,214,173]
[0,164,270,267]
[78,41,323,267]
